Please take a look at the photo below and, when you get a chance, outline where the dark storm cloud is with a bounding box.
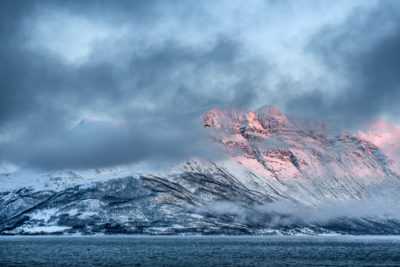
[0,0,268,170]
[284,0,400,126]
[2,0,399,171]
[2,120,224,170]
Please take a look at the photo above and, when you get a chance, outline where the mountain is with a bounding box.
[1,105,400,235]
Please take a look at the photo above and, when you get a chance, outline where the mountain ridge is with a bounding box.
[1,105,400,235]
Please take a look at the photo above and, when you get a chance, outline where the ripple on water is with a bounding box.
[1,235,400,266]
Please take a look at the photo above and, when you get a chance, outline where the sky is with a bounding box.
[1,0,399,171]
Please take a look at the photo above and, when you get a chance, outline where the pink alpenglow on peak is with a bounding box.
[356,118,400,173]
[255,105,285,117]
[255,105,292,133]
[201,105,400,181]
[239,109,266,137]
[363,118,400,133]
[202,105,293,135]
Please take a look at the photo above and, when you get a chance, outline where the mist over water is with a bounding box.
[1,236,400,266]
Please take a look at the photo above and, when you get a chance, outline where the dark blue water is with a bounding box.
[1,235,400,266]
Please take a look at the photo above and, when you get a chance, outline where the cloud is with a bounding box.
[1,118,227,170]
[1,0,398,170]
[195,196,400,228]
[283,0,400,126]
[0,0,270,170]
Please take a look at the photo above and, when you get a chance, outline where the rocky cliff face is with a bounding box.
[1,105,400,235]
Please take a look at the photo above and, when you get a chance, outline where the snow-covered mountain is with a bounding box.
[1,105,400,235]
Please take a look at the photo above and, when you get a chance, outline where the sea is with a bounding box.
[1,235,400,266]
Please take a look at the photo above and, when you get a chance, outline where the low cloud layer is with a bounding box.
[195,198,400,228]
[1,0,399,170]
[1,118,227,170]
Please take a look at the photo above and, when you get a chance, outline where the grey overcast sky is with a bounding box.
[1,0,399,171]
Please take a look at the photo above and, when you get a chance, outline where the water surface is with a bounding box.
[1,235,400,266]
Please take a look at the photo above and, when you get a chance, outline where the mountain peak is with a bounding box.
[363,118,400,133]
[254,105,290,131]
[202,105,293,136]
[255,105,284,117]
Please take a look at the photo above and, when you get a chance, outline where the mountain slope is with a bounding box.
[1,105,400,235]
